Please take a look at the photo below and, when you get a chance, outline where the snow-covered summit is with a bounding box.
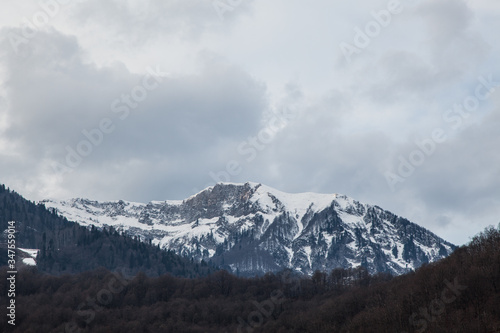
[42,182,455,276]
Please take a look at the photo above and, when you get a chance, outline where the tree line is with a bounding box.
[1,225,500,332]
[0,184,215,278]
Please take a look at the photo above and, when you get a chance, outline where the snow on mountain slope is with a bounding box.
[41,182,456,276]
[17,248,39,267]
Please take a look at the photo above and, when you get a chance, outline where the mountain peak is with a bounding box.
[42,183,455,276]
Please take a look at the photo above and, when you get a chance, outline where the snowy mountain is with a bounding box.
[41,182,455,276]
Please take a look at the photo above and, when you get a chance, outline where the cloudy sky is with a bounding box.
[1,0,499,245]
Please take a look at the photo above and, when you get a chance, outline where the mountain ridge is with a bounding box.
[0,184,214,277]
[42,182,456,276]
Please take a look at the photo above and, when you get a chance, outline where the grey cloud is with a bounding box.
[1,29,138,157]
[416,0,490,69]
[225,90,394,197]
[380,99,500,241]
[0,27,267,200]
[68,0,252,45]
[417,0,473,46]
[416,107,500,213]
[346,0,490,108]
[0,0,499,246]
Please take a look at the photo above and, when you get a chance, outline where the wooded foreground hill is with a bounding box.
[0,184,214,278]
[1,225,499,332]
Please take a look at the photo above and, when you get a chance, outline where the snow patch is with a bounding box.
[18,248,39,258]
[22,258,36,266]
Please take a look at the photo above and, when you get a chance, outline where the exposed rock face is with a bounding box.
[42,182,455,276]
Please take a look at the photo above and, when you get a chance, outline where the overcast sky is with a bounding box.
[1,0,499,245]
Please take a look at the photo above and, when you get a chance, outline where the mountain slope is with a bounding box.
[43,182,455,275]
[0,184,214,277]
[2,226,499,333]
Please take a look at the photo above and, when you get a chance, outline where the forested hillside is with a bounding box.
[1,225,499,332]
[0,184,214,277]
